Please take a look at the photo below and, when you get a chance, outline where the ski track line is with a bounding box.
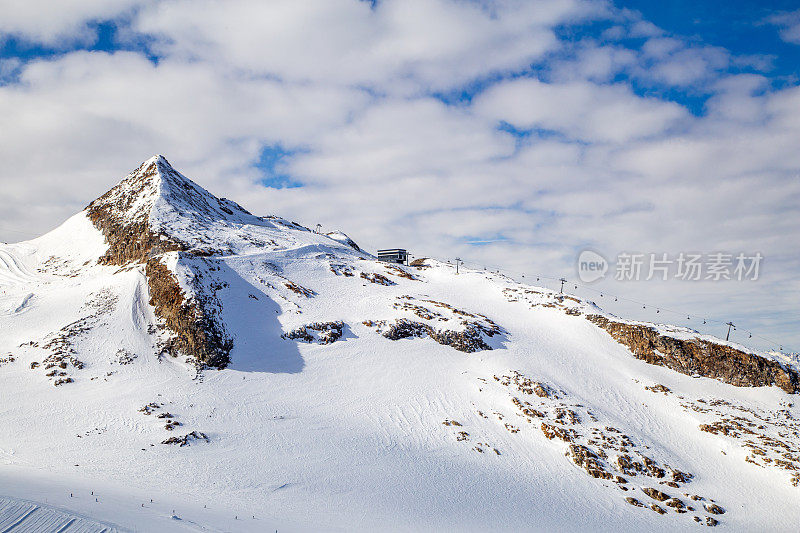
[0,250,38,286]
[0,497,125,533]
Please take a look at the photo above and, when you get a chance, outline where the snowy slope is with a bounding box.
[0,496,123,532]
[0,157,798,532]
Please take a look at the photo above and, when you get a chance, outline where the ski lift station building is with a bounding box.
[377,249,408,264]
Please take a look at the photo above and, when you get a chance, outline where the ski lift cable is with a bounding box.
[341,248,786,351]
[400,251,788,351]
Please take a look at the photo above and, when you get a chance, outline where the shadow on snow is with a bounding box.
[213,261,305,374]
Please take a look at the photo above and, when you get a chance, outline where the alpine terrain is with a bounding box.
[0,156,798,532]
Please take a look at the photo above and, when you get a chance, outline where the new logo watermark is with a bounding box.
[577,250,608,283]
[576,251,763,283]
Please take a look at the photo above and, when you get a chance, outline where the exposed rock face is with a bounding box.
[86,156,253,257]
[360,272,394,286]
[642,487,670,502]
[85,160,187,265]
[146,259,231,368]
[282,321,345,344]
[587,315,799,394]
[541,422,574,442]
[625,497,644,507]
[85,156,234,368]
[429,324,494,352]
[565,444,613,480]
[381,318,495,353]
[161,431,209,446]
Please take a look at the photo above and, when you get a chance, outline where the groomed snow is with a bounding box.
[0,494,123,532]
[1,159,798,532]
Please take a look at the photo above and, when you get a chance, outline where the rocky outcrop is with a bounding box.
[429,325,494,352]
[161,431,209,446]
[565,444,614,480]
[642,487,670,502]
[146,259,231,368]
[86,157,232,368]
[381,318,495,353]
[587,315,799,394]
[282,321,345,344]
[85,157,188,265]
[87,205,186,266]
[360,272,394,286]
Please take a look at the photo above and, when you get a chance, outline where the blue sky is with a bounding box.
[0,0,798,351]
[621,0,800,76]
[254,145,306,189]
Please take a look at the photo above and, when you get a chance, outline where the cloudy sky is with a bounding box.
[1,0,798,351]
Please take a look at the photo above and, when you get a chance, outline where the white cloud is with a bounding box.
[473,77,688,143]
[765,9,800,44]
[288,98,513,184]
[703,74,769,124]
[628,19,663,38]
[132,0,593,92]
[548,41,638,83]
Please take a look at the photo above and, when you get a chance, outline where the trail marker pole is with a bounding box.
[726,322,735,341]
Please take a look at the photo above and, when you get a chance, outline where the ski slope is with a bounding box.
[0,496,123,533]
[0,157,797,532]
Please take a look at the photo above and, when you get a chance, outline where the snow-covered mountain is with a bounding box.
[0,156,798,532]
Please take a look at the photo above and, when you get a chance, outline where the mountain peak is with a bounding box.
[82,155,260,266]
[90,154,253,225]
[75,155,361,368]
[146,153,171,167]
[142,154,189,186]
